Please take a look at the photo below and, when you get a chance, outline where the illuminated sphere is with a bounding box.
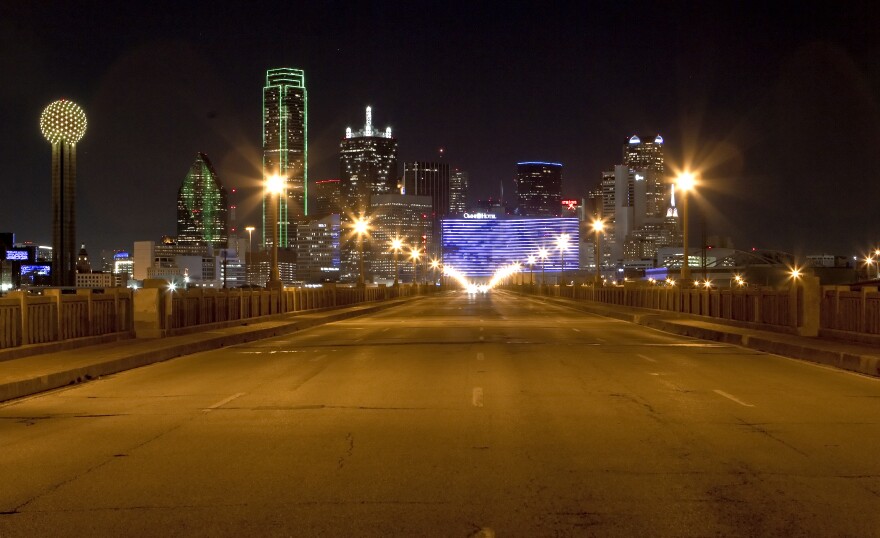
[40,99,87,144]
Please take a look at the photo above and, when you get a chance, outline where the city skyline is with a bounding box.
[2,4,880,257]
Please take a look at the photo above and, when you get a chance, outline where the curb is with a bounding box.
[0,297,422,403]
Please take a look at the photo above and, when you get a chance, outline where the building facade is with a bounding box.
[339,106,398,281]
[442,216,579,278]
[177,153,229,249]
[313,179,343,218]
[515,162,562,217]
[449,169,468,215]
[403,161,449,257]
[262,68,307,250]
[369,194,433,283]
[295,214,340,283]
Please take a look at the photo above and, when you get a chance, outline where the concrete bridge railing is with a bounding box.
[0,283,434,350]
[505,278,822,337]
[0,288,133,349]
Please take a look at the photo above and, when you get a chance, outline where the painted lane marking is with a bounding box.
[381,327,390,332]
[572,328,581,332]
[714,390,755,407]
[595,337,606,343]
[637,354,657,362]
[476,352,485,361]
[203,392,245,413]
[309,354,327,362]
[472,387,484,407]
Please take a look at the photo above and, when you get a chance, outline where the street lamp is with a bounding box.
[390,237,404,286]
[556,233,570,287]
[538,247,549,286]
[527,254,536,286]
[353,216,370,286]
[409,247,421,286]
[676,172,697,285]
[592,219,604,286]
[430,259,440,285]
[265,174,285,288]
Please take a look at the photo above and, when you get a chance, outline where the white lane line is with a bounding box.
[476,352,485,361]
[572,328,581,333]
[381,327,390,332]
[203,392,245,412]
[595,337,606,343]
[637,354,657,363]
[309,354,327,362]
[472,387,484,407]
[714,390,755,407]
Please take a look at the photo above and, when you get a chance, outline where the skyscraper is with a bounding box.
[403,161,450,257]
[623,135,665,218]
[369,194,433,283]
[339,106,398,281]
[40,99,87,287]
[515,162,562,217]
[449,169,469,215]
[339,106,398,214]
[313,179,343,217]
[262,68,307,249]
[177,153,229,250]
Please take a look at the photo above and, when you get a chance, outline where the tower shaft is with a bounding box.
[51,141,77,286]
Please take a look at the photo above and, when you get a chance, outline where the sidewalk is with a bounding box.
[519,293,880,378]
[0,297,421,403]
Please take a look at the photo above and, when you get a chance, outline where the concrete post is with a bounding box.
[796,276,821,337]
[134,279,168,338]
[860,286,877,334]
[76,288,93,336]
[8,291,29,346]
[45,289,63,341]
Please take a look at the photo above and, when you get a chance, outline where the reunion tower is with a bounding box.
[40,99,87,287]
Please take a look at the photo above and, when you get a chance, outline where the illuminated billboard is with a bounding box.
[5,249,31,261]
[441,217,579,277]
[21,264,51,276]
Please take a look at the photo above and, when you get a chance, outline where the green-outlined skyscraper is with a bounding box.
[262,68,307,249]
[177,153,229,250]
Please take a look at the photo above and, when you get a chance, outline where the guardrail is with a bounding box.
[0,289,133,349]
[134,282,433,338]
[505,278,820,336]
[0,283,434,350]
[820,285,880,341]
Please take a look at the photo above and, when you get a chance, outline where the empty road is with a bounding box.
[1,291,879,536]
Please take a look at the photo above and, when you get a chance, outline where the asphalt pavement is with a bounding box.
[1,290,879,537]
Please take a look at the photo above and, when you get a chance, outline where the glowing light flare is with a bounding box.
[537,247,549,260]
[487,262,521,289]
[40,99,87,144]
[676,172,697,192]
[591,219,605,233]
[266,174,286,195]
[527,255,536,265]
[390,237,404,252]
[556,233,570,252]
[789,267,802,280]
[353,217,370,236]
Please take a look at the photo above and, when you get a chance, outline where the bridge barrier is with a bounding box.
[507,277,821,337]
[819,285,880,343]
[134,281,432,338]
[0,283,433,350]
[0,289,133,349]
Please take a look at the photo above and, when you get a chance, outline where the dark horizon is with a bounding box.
[2,3,880,259]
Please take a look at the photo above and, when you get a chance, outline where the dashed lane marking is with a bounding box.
[203,392,245,413]
[637,354,657,362]
[714,389,755,407]
[472,387,484,407]
[476,352,485,361]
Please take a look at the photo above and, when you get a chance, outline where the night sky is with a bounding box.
[2,2,879,259]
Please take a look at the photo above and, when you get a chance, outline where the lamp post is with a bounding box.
[244,225,255,286]
[390,237,403,286]
[410,247,421,286]
[353,216,369,287]
[557,233,570,287]
[527,254,536,286]
[874,249,880,279]
[266,174,285,288]
[538,247,548,287]
[430,259,440,286]
[676,172,697,285]
[592,219,604,286]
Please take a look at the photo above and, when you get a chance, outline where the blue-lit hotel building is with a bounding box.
[441,215,579,278]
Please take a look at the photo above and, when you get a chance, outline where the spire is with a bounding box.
[666,184,679,218]
[364,106,373,137]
